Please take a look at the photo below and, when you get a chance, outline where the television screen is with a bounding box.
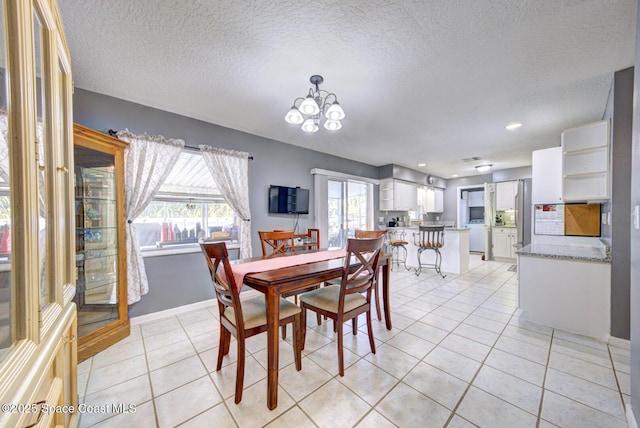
[268,185,309,214]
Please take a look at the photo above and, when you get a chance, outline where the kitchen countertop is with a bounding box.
[517,243,610,263]
[385,226,469,232]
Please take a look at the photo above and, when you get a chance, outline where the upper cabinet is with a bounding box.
[417,186,444,213]
[561,120,610,201]
[379,178,417,211]
[496,181,518,211]
[532,147,563,204]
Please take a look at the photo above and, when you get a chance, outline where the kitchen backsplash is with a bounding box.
[494,210,516,226]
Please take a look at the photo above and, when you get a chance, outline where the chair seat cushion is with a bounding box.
[299,285,367,313]
[415,241,443,248]
[224,296,300,330]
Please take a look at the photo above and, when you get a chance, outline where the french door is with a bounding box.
[327,179,373,248]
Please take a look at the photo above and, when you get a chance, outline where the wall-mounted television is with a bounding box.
[268,185,309,214]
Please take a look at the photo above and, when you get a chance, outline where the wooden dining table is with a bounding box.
[235,250,392,410]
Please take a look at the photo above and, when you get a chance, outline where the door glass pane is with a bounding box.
[346,181,368,233]
[327,180,343,248]
[328,179,370,248]
[0,0,11,358]
[74,146,119,336]
[34,12,49,309]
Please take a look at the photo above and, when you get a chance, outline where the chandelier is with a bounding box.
[284,75,345,132]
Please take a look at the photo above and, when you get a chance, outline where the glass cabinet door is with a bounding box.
[73,125,129,361]
[75,150,119,336]
[0,0,10,359]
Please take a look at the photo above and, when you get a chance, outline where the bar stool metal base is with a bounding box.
[413,225,446,279]
[390,242,408,270]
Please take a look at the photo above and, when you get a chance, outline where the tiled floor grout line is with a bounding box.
[536,328,555,427]
[608,344,630,415]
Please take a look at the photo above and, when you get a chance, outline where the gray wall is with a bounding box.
[630,2,640,420]
[442,173,493,224]
[72,89,379,316]
[610,67,634,340]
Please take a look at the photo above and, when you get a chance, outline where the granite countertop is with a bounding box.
[517,243,610,263]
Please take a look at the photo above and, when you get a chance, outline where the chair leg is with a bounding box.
[234,336,245,404]
[217,327,231,371]
[366,308,376,355]
[374,271,382,321]
[337,317,345,377]
[293,314,302,371]
[316,312,322,326]
[300,305,307,351]
[281,325,287,340]
[352,316,358,335]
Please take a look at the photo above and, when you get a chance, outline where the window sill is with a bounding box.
[142,241,240,258]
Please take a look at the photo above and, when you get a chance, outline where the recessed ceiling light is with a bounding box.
[505,122,523,131]
[475,164,493,172]
[418,163,426,167]
[451,174,459,178]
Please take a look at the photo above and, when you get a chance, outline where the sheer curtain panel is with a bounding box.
[199,146,252,258]
[118,129,184,303]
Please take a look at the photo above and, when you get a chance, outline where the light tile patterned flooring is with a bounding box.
[77,255,631,427]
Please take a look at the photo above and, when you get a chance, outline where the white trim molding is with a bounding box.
[310,168,380,185]
[608,336,631,350]
[628,405,638,428]
[130,299,217,325]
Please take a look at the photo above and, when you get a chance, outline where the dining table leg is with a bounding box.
[265,287,280,409]
[382,259,392,330]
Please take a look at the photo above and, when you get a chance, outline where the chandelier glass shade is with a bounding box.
[285,75,345,133]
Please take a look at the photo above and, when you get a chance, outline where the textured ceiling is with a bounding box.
[58,0,637,178]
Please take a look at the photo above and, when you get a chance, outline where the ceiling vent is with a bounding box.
[462,156,482,163]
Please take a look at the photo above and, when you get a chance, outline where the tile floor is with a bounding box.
[77,256,631,427]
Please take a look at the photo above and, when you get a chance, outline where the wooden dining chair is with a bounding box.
[259,230,295,256]
[199,241,302,404]
[299,235,384,376]
[325,229,386,321]
[258,230,322,338]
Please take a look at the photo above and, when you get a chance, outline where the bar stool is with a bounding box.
[386,229,408,270]
[413,225,446,278]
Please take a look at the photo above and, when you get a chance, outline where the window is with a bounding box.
[328,179,373,248]
[133,151,239,250]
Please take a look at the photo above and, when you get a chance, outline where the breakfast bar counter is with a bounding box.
[387,226,470,275]
[517,243,611,340]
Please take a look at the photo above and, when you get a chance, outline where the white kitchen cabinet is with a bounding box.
[467,190,484,207]
[532,147,563,204]
[379,178,417,211]
[496,181,517,211]
[493,227,517,259]
[424,187,444,213]
[379,178,394,211]
[561,120,610,201]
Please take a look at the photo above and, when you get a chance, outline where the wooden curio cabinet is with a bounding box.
[74,124,129,361]
[0,0,78,426]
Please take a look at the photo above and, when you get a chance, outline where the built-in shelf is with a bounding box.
[561,120,609,201]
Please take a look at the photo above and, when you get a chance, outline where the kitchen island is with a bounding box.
[517,242,611,340]
[388,226,470,275]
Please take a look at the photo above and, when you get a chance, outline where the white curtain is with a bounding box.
[199,146,252,258]
[118,129,184,304]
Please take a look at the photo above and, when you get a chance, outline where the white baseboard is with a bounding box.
[130,298,217,325]
[608,336,631,350]
[628,405,638,428]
